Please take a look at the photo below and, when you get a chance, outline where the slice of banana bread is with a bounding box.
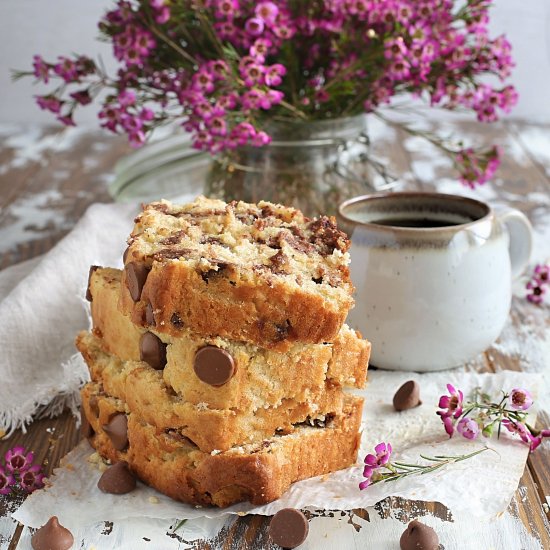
[81,382,363,507]
[89,267,369,412]
[119,196,354,349]
[77,331,348,453]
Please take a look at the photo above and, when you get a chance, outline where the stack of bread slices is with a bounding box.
[77,196,370,507]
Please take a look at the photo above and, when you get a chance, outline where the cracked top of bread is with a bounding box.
[122,196,355,348]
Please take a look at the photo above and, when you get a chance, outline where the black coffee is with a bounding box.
[369,217,463,228]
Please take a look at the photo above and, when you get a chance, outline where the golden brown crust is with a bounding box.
[81,382,363,507]
[77,331,346,453]
[120,261,350,350]
[119,197,354,348]
[90,267,369,413]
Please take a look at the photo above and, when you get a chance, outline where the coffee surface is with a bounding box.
[369,217,463,228]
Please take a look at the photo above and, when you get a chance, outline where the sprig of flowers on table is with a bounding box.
[358,442,488,490]
[359,383,547,491]
[16,0,516,187]
[437,384,550,451]
[526,264,550,305]
[0,446,45,496]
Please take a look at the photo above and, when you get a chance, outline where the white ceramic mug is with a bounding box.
[338,192,533,371]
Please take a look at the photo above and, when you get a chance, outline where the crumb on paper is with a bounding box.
[148,496,160,504]
[237,511,247,516]
[65,463,75,472]
[87,452,101,464]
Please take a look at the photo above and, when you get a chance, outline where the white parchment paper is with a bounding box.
[13,370,540,535]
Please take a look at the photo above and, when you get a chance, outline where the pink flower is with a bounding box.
[534,264,550,284]
[441,415,455,437]
[140,107,155,121]
[509,388,533,411]
[32,55,50,83]
[264,64,286,86]
[365,442,392,468]
[242,63,264,87]
[53,56,79,83]
[118,89,136,106]
[250,38,272,57]
[57,114,76,127]
[250,130,270,146]
[245,17,265,36]
[502,419,532,444]
[359,442,392,491]
[192,69,215,93]
[457,417,480,440]
[214,0,240,20]
[384,38,407,60]
[0,465,15,496]
[526,264,549,304]
[70,90,92,105]
[19,464,45,493]
[152,0,170,24]
[5,446,34,474]
[36,96,63,114]
[526,281,547,305]
[438,384,464,418]
[255,2,278,25]
[135,29,156,56]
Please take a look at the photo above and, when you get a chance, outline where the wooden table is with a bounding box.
[0,120,549,549]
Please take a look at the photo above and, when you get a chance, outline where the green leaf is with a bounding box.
[171,519,187,533]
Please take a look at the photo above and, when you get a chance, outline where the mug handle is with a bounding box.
[494,206,533,279]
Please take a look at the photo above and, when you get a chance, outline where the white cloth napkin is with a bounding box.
[0,201,140,434]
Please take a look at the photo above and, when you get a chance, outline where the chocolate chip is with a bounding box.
[81,413,94,439]
[393,380,422,412]
[274,320,291,342]
[140,332,167,370]
[103,413,128,451]
[97,461,137,495]
[145,302,155,326]
[400,520,439,550]
[31,516,74,550]
[194,346,235,386]
[170,313,184,329]
[268,508,309,549]
[86,265,100,302]
[125,262,150,302]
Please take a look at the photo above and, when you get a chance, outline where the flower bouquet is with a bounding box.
[17,0,517,214]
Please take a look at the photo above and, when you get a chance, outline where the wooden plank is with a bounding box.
[0,125,128,270]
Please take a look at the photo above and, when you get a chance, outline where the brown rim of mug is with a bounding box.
[338,191,492,234]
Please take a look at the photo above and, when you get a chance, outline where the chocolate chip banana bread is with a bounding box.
[119,196,354,349]
[81,381,363,507]
[77,331,348,453]
[89,267,369,411]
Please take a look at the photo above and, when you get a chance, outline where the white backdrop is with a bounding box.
[1,0,549,124]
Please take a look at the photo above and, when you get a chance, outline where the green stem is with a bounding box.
[369,447,490,486]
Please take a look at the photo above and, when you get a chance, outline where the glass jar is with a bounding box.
[205,115,394,218]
